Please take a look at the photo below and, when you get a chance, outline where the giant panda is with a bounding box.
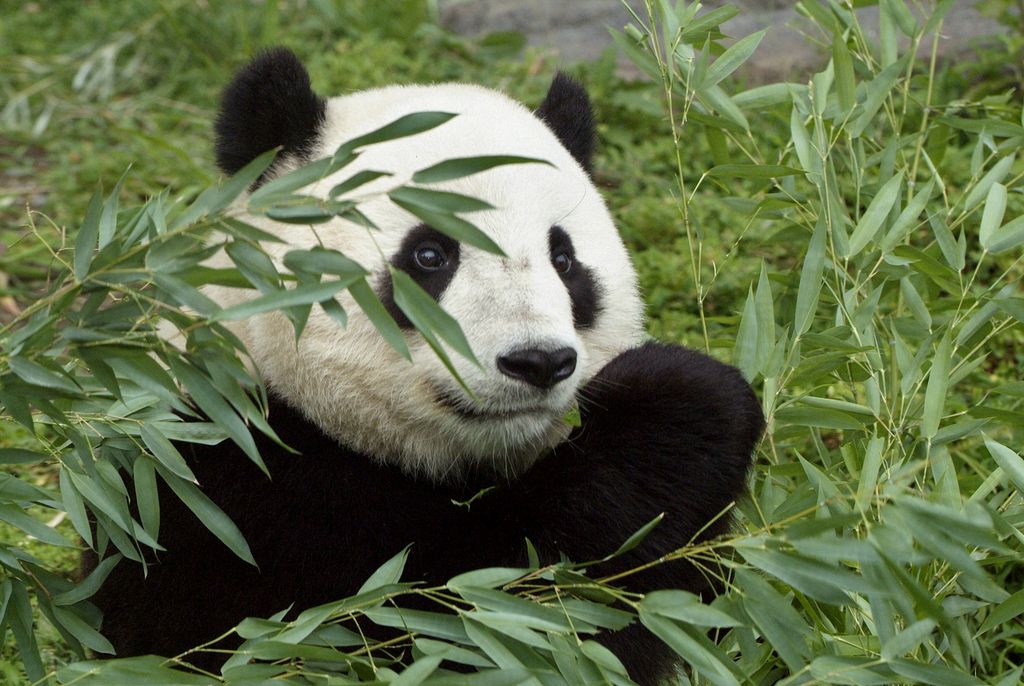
[86,48,764,684]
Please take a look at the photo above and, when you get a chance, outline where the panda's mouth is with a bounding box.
[430,384,552,421]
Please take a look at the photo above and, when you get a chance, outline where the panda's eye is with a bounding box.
[552,251,572,274]
[413,241,447,271]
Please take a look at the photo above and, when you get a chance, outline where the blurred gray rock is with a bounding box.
[439,0,1008,82]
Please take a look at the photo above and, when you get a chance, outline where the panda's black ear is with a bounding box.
[214,47,326,177]
[535,72,596,175]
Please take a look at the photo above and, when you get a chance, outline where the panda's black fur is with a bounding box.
[84,50,765,685]
[214,47,326,183]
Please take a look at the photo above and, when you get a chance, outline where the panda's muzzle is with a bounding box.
[496,347,577,390]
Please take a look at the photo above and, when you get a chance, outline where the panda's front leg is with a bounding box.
[508,341,764,587]
[481,342,762,683]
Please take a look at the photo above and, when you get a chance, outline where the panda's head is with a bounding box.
[207,48,644,480]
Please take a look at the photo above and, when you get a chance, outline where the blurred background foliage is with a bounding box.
[1,0,1024,684]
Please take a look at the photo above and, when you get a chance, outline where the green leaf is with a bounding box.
[880,180,934,252]
[57,656,217,685]
[211,280,353,322]
[74,188,103,280]
[984,437,1024,494]
[900,278,931,329]
[390,195,505,255]
[166,358,265,472]
[734,83,803,110]
[964,154,1014,211]
[51,606,115,654]
[832,33,856,112]
[175,149,278,229]
[412,155,553,184]
[703,29,765,88]
[856,435,884,510]
[0,504,72,547]
[795,218,826,335]
[390,185,493,214]
[140,424,196,483]
[737,546,864,604]
[8,581,44,682]
[699,84,750,131]
[922,333,952,439]
[849,59,904,138]
[154,273,220,315]
[847,172,903,257]
[212,148,279,208]
[979,182,1007,249]
[54,554,123,606]
[639,611,740,686]
[883,0,917,36]
[391,655,443,686]
[283,247,367,278]
[978,587,1024,635]
[448,567,527,591]
[358,546,409,594]
[735,567,811,671]
[881,618,936,659]
[154,463,256,566]
[0,448,48,464]
[98,168,129,249]
[889,659,984,686]
[391,268,480,367]
[776,406,864,430]
[986,214,1024,254]
[8,356,80,394]
[337,111,457,154]
[264,200,348,224]
[706,164,803,179]
[349,278,411,361]
[60,468,92,548]
[641,591,741,627]
[608,513,663,559]
[133,456,160,540]
[679,5,740,41]
[735,287,758,381]
[248,151,357,208]
[328,169,392,198]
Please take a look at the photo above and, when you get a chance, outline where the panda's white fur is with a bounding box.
[204,83,644,479]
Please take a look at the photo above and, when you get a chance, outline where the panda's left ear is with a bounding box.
[215,47,326,177]
[535,72,596,176]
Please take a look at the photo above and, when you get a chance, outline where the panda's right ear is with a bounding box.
[214,47,326,177]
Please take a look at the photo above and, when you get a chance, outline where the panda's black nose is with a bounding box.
[497,347,577,390]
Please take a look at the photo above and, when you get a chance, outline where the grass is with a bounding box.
[2,0,1023,684]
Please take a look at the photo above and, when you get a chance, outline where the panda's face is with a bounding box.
[209,51,644,479]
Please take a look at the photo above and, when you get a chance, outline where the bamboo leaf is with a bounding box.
[847,172,903,257]
[154,463,256,567]
[703,30,765,88]
[349,278,411,361]
[74,189,103,280]
[979,182,1007,249]
[922,333,952,439]
[412,155,553,184]
[832,33,856,112]
[984,437,1024,493]
[706,164,803,179]
[54,555,123,606]
[391,268,480,367]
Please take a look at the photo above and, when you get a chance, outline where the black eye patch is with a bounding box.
[549,226,602,329]
[377,225,461,329]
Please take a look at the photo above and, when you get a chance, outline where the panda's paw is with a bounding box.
[576,341,764,458]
